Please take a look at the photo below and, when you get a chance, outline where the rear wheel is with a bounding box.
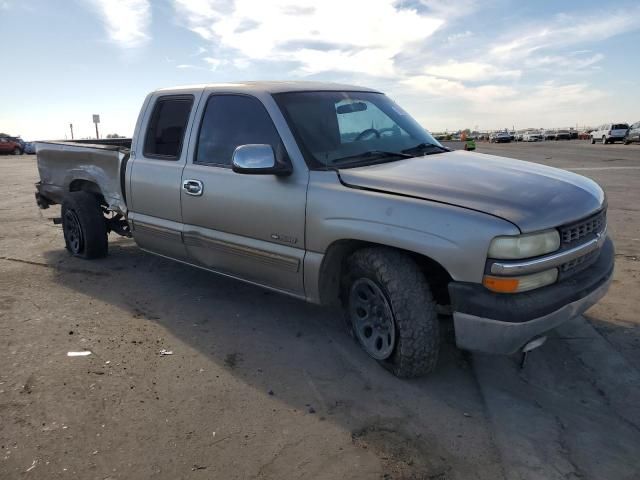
[13,147,22,155]
[61,191,108,259]
[343,247,440,378]
[602,136,607,145]
[590,137,596,144]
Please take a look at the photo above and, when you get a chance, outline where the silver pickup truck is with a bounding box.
[35,82,614,378]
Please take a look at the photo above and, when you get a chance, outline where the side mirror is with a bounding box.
[232,144,291,176]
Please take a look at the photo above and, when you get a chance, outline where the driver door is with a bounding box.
[180,93,307,295]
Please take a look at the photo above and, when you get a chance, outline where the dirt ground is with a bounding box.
[1,141,639,479]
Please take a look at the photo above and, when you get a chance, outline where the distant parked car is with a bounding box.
[542,130,555,140]
[590,123,629,144]
[569,130,578,139]
[624,121,640,145]
[578,131,592,140]
[1,135,25,150]
[523,131,542,142]
[24,142,37,154]
[0,136,23,155]
[489,132,511,143]
[554,130,571,140]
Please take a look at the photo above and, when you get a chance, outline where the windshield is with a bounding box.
[273,91,444,169]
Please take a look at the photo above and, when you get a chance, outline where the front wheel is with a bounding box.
[590,137,596,144]
[61,191,108,259]
[13,147,22,155]
[343,248,440,378]
[602,136,607,145]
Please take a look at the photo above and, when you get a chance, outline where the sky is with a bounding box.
[1,0,639,140]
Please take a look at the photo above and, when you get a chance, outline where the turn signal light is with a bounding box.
[483,268,558,293]
[483,276,520,293]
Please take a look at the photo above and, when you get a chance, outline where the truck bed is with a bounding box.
[35,141,129,214]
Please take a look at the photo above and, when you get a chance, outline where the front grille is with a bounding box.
[560,210,606,245]
[560,249,599,275]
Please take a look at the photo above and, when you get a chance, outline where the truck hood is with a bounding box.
[338,150,605,232]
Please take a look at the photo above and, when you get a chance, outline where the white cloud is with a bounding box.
[86,0,151,48]
[424,61,521,81]
[418,0,483,20]
[445,30,472,44]
[173,0,443,76]
[166,0,633,131]
[402,77,609,130]
[402,75,517,102]
[524,53,604,71]
[490,11,639,58]
[189,46,207,57]
[203,56,228,71]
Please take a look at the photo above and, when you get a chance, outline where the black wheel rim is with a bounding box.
[349,278,396,360]
[64,209,83,254]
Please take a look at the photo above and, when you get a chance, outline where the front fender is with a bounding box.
[306,171,519,284]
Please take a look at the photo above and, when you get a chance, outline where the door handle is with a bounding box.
[182,179,203,196]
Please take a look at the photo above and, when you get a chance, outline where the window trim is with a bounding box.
[193,92,291,169]
[142,94,194,161]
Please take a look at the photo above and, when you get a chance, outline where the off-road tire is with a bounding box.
[61,191,108,259]
[343,247,439,378]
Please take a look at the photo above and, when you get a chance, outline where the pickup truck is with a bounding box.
[35,81,614,378]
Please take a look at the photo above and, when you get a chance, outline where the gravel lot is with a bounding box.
[1,141,639,479]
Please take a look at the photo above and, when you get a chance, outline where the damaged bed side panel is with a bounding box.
[36,141,128,214]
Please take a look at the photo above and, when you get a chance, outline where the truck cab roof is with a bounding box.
[154,81,381,95]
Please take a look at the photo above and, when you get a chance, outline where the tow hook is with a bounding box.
[520,336,547,369]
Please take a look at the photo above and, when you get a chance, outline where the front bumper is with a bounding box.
[449,237,614,354]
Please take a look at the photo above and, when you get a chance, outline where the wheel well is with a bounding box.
[318,240,453,307]
[69,180,105,203]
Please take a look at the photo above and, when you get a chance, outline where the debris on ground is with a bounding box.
[25,459,37,472]
[159,349,173,356]
[67,351,91,357]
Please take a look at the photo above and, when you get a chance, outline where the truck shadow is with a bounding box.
[42,238,498,478]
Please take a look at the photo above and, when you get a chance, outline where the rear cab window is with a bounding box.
[143,95,194,159]
[612,124,629,130]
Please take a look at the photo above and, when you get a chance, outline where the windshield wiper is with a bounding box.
[401,142,450,156]
[332,150,413,165]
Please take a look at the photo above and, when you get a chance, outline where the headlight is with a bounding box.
[488,230,560,259]
[483,269,558,293]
